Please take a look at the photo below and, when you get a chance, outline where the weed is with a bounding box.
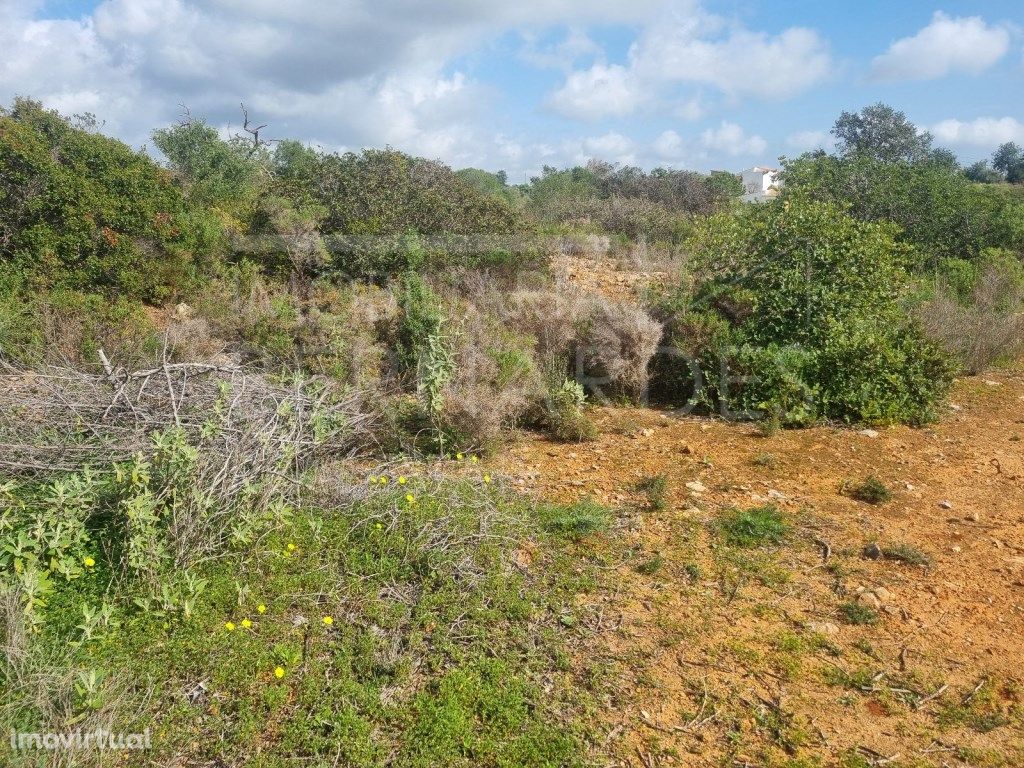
[537,498,612,540]
[838,601,879,625]
[846,475,892,504]
[882,543,931,566]
[752,452,779,468]
[636,474,668,512]
[635,554,664,575]
[717,505,789,548]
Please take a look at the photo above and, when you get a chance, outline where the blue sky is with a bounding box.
[3,1,1022,180]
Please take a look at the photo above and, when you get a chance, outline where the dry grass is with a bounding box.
[918,264,1024,374]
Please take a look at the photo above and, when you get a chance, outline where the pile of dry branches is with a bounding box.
[0,353,375,476]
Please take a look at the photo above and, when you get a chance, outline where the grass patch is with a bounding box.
[838,601,879,625]
[635,554,664,575]
[1,478,594,767]
[716,505,789,548]
[752,452,779,469]
[882,542,931,566]
[635,474,668,512]
[538,498,613,540]
[846,475,892,504]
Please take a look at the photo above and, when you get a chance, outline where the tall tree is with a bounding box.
[992,142,1024,183]
[832,103,933,164]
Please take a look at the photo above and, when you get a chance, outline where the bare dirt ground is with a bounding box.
[491,255,1024,767]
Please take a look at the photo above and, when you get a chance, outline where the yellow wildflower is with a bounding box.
[224,621,236,631]
[483,474,492,484]
[470,456,479,464]
[257,603,267,614]
[379,476,389,485]
[368,475,378,484]
[83,556,96,568]
[286,542,297,552]
[322,616,334,626]
[456,453,464,461]
[241,618,252,629]
[398,476,407,484]
[274,666,285,679]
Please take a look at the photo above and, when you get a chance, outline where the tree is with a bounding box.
[993,142,1024,184]
[832,103,933,164]
[964,160,1003,184]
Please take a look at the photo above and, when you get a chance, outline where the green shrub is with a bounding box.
[838,601,879,625]
[882,543,931,566]
[847,476,892,504]
[717,505,789,548]
[636,474,668,511]
[651,199,955,425]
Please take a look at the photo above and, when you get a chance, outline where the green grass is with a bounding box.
[635,474,668,512]
[882,542,931,566]
[1,479,594,767]
[537,498,613,540]
[716,505,789,548]
[846,475,892,504]
[838,601,879,625]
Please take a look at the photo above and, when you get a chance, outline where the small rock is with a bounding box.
[905,483,916,491]
[951,545,962,553]
[967,511,981,522]
[859,429,879,438]
[767,489,786,500]
[857,591,881,609]
[939,500,954,510]
[862,543,882,560]
[807,621,840,636]
[873,586,894,604]
[685,480,707,493]
[641,428,655,437]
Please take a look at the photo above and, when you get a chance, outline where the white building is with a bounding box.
[740,166,782,203]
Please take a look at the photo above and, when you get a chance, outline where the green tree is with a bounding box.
[993,142,1024,183]
[832,103,933,163]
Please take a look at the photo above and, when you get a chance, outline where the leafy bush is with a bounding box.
[0,99,222,302]
[651,199,955,425]
[839,601,879,626]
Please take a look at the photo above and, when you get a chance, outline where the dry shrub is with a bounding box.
[918,263,1024,374]
[500,288,582,363]
[433,304,541,451]
[577,297,663,401]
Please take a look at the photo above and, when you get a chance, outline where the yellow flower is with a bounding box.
[379,476,389,485]
[241,618,252,629]
[83,556,96,568]
[374,522,383,530]
[322,616,333,626]
[274,666,285,679]
[286,542,297,552]
[398,476,406,484]
[456,453,464,461]
[368,475,378,484]
[405,493,415,504]
[257,603,267,614]
[483,474,492,484]
[470,456,479,464]
[224,621,236,631]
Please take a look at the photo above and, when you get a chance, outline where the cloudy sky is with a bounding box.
[2,0,1022,180]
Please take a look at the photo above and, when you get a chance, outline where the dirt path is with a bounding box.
[492,366,1024,765]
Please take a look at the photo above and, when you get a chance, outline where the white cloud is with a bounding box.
[547,63,646,120]
[520,28,601,70]
[870,12,1009,82]
[549,7,832,121]
[632,20,833,100]
[571,131,637,164]
[931,117,1024,147]
[700,121,767,156]
[785,130,830,152]
[653,129,687,161]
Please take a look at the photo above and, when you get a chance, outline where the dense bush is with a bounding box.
[0,99,222,302]
[652,199,955,425]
